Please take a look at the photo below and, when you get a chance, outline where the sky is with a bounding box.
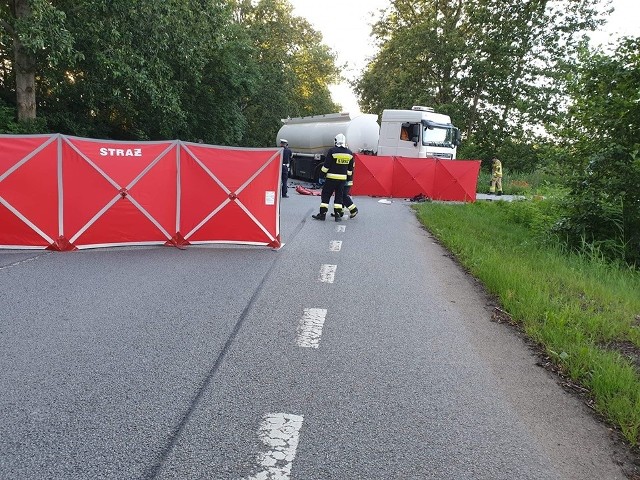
[288,0,639,115]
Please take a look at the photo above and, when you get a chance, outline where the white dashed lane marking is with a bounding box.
[296,308,327,348]
[245,413,304,480]
[319,264,337,283]
[329,240,342,252]
[335,225,346,232]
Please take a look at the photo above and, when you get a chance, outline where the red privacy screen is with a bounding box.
[351,154,480,202]
[0,135,282,250]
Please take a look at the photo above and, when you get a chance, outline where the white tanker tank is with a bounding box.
[276,112,380,182]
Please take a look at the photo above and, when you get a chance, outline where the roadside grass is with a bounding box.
[414,199,640,445]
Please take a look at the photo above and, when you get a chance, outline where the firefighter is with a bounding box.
[489,157,503,195]
[280,139,292,198]
[312,133,353,222]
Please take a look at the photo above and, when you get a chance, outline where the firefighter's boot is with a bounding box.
[349,207,358,219]
[312,212,326,221]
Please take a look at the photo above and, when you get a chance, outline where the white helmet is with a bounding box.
[335,133,346,147]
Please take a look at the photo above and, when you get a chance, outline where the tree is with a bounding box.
[0,0,75,122]
[354,0,607,168]
[0,0,338,143]
[233,0,339,147]
[26,0,269,143]
[555,38,640,266]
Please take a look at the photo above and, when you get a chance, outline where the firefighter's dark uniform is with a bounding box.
[312,146,354,221]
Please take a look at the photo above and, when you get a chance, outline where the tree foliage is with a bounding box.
[0,0,339,145]
[1,0,76,122]
[354,0,607,168]
[555,38,640,266]
[233,0,339,147]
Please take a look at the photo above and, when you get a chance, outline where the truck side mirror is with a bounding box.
[453,128,462,146]
[411,124,421,145]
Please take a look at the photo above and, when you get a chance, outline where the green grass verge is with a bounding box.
[414,200,640,445]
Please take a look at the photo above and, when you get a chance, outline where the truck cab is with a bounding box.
[378,106,461,159]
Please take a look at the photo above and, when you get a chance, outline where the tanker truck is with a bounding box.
[276,106,461,182]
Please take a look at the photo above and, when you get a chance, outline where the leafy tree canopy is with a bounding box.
[0,0,339,145]
[234,0,339,146]
[556,37,640,265]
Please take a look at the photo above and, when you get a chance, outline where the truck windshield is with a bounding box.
[423,126,455,147]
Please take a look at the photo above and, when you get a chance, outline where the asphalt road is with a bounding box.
[0,190,634,479]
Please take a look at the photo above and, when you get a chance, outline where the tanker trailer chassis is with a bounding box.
[289,153,325,183]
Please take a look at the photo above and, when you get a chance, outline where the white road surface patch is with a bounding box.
[296,308,327,348]
[246,413,304,480]
[319,264,337,283]
[335,225,346,232]
[329,240,342,252]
